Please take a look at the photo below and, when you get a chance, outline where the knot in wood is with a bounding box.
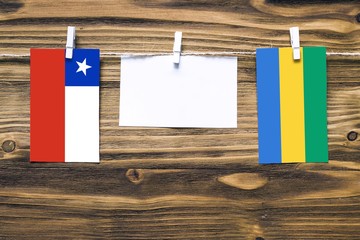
[2,140,16,153]
[347,131,358,141]
[255,237,265,240]
[125,169,144,184]
[218,173,268,190]
[356,13,360,23]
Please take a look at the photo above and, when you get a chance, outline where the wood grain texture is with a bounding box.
[0,0,359,239]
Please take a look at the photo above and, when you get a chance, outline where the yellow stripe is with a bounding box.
[279,47,306,163]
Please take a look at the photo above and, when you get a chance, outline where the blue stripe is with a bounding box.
[256,48,282,164]
[65,49,100,86]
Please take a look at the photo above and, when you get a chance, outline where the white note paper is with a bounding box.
[119,55,237,128]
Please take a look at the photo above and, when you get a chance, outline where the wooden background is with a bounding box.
[0,0,359,239]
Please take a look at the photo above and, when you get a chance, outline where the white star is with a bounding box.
[76,58,92,76]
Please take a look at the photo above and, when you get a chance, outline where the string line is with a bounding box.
[0,51,359,58]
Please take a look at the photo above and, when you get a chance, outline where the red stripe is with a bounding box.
[30,49,65,162]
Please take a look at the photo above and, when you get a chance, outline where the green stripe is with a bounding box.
[303,47,328,163]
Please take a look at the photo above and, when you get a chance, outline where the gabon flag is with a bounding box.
[256,47,328,164]
[30,49,100,163]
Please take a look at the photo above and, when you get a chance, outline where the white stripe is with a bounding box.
[65,87,99,163]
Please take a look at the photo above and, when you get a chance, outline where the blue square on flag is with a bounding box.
[65,49,100,86]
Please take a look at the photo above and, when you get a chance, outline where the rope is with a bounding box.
[0,51,359,58]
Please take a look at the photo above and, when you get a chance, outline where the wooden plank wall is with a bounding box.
[0,0,359,239]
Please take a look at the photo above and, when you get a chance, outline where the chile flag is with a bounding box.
[30,49,100,163]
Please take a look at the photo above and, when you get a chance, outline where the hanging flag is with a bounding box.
[30,49,100,163]
[256,47,328,164]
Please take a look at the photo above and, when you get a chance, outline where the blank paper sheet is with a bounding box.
[119,55,237,128]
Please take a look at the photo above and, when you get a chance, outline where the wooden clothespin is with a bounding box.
[66,26,76,59]
[173,31,182,64]
[290,27,300,60]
